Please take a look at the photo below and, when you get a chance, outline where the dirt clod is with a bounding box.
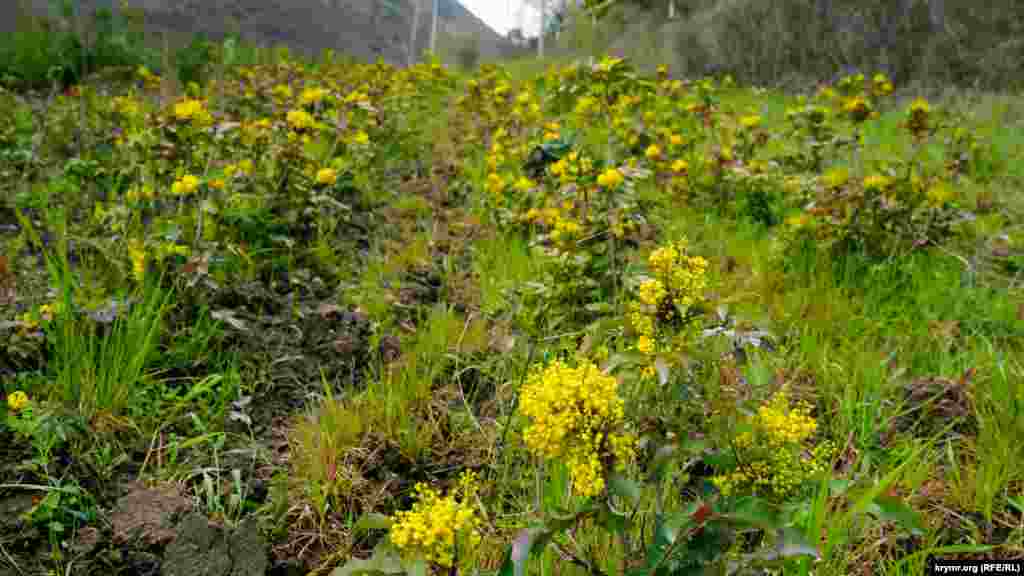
[161,513,268,576]
[110,482,192,546]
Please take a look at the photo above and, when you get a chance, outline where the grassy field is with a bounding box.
[1,21,1024,576]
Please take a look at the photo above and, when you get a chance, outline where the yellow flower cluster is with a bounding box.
[518,360,636,498]
[872,73,894,96]
[125,184,156,203]
[128,240,146,282]
[926,181,955,206]
[629,239,709,365]
[224,159,254,179]
[712,389,833,500]
[272,84,293,100]
[286,109,316,131]
[549,151,594,186]
[113,96,143,119]
[173,98,212,125]
[349,130,370,146]
[596,167,624,189]
[842,95,872,123]
[863,174,892,193]
[171,174,201,196]
[316,167,338,186]
[389,471,482,568]
[907,97,931,137]
[647,241,709,310]
[6,391,29,412]
[300,86,330,106]
[821,167,849,190]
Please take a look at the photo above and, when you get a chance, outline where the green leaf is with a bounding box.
[646,441,678,483]
[724,497,782,531]
[353,512,393,535]
[330,542,404,576]
[402,559,427,576]
[607,472,641,507]
[597,501,629,534]
[585,302,613,314]
[776,527,820,559]
[872,495,926,536]
[605,351,644,373]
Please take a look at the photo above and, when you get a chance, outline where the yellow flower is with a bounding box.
[316,168,338,186]
[863,174,892,193]
[636,334,655,356]
[671,159,689,173]
[821,167,849,190]
[786,214,811,229]
[670,133,684,147]
[926,182,955,206]
[6,391,29,412]
[128,240,146,282]
[351,131,370,146]
[173,98,199,120]
[208,178,225,190]
[740,115,762,130]
[513,176,534,192]
[272,84,293,100]
[843,96,872,123]
[519,360,635,498]
[286,109,315,131]
[597,168,624,189]
[907,98,931,136]
[638,278,666,307]
[171,174,200,196]
[486,173,506,196]
[909,97,931,116]
[645,144,662,161]
[300,87,329,106]
[389,471,481,568]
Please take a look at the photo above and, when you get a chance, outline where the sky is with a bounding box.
[460,0,542,37]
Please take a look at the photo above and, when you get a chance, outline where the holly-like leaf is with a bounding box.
[724,497,782,531]
[353,512,393,535]
[597,501,629,534]
[330,541,404,576]
[607,472,641,507]
[646,441,678,483]
[871,495,926,536]
[776,527,820,559]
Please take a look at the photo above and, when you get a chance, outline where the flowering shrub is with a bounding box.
[518,359,637,498]
[629,239,710,378]
[389,471,483,568]
[712,388,834,500]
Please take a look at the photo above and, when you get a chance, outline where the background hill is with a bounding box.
[3,0,515,67]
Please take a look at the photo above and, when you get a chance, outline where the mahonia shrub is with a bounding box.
[518,359,637,498]
[711,388,834,501]
[629,238,710,379]
[389,471,482,569]
[776,98,966,266]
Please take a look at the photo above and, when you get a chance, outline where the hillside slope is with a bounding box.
[5,0,511,67]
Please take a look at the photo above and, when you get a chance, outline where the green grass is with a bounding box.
[2,13,1024,576]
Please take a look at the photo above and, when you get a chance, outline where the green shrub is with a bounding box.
[174,34,217,88]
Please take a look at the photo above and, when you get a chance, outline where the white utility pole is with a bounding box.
[409,0,421,66]
[538,0,546,58]
[430,0,439,54]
